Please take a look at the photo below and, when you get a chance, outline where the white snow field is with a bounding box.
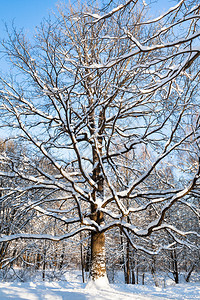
[0,272,199,300]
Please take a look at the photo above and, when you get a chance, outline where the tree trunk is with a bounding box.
[90,230,107,281]
[42,247,46,281]
[131,270,135,284]
[142,273,145,285]
[80,232,85,283]
[89,100,107,282]
[171,249,179,284]
[130,251,135,284]
[89,203,107,282]
[125,239,130,284]
[136,267,139,284]
[85,239,91,273]
[185,264,195,282]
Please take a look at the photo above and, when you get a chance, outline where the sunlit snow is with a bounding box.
[0,271,199,300]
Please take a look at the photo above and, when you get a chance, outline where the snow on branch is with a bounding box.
[0,226,96,243]
[83,0,137,23]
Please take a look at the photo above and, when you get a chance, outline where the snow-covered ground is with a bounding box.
[0,271,199,300]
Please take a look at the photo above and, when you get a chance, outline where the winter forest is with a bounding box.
[0,0,200,299]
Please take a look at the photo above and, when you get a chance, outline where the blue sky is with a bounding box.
[0,0,60,37]
[0,0,172,37]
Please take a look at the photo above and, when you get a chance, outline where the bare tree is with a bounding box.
[0,0,199,282]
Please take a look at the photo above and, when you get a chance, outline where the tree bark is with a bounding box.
[126,239,130,284]
[80,232,85,283]
[91,230,107,281]
[89,102,107,281]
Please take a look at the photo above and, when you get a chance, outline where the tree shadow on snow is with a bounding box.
[0,283,88,300]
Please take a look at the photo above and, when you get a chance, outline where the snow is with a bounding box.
[0,271,199,300]
[87,63,104,69]
[86,275,110,290]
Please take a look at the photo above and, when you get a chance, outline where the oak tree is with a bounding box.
[0,0,200,282]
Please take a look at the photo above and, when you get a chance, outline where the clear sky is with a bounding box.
[0,0,173,37]
[0,0,60,37]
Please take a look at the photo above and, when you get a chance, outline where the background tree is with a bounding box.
[0,0,200,283]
